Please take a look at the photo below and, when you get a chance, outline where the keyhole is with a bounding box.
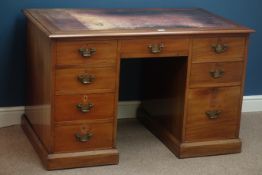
[80,125,90,134]
[83,95,88,103]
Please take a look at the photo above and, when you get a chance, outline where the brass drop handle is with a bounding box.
[77,74,96,84]
[212,43,228,54]
[76,102,94,113]
[75,132,93,142]
[148,43,165,54]
[209,69,224,79]
[79,48,96,57]
[206,110,222,119]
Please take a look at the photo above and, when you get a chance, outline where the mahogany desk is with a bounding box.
[22,8,254,170]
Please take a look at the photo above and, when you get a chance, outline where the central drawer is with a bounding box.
[54,122,114,153]
[120,38,189,58]
[55,67,117,94]
[55,93,115,122]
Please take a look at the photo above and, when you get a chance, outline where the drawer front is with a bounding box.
[185,86,241,142]
[192,37,246,62]
[54,122,114,152]
[120,38,189,58]
[189,61,243,88]
[57,40,117,66]
[55,93,115,122]
[56,67,117,94]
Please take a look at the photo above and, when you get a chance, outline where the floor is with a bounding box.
[0,112,262,175]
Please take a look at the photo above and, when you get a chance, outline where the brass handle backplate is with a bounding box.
[75,132,93,142]
[205,110,222,119]
[212,43,228,54]
[79,48,96,58]
[209,69,225,79]
[77,74,96,84]
[76,102,94,113]
[148,43,165,54]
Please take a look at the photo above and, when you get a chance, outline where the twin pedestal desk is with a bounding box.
[22,8,254,170]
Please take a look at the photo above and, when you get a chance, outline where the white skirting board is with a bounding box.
[0,106,25,128]
[242,95,262,112]
[0,96,262,128]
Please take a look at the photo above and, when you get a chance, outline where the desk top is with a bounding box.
[24,8,254,38]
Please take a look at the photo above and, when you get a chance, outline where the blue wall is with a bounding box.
[0,0,261,106]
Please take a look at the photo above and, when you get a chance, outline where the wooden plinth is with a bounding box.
[21,115,119,170]
[137,109,241,158]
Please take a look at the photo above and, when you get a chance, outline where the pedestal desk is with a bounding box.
[22,8,254,170]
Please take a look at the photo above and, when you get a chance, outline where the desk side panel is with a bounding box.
[25,19,54,152]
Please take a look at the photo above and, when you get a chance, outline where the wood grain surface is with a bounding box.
[55,93,116,122]
[56,40,117,66]
[189,61,244,87]
[55,67,117,94]
[185,86,241,142]
[54,122,114,152]
[192,36,246,62]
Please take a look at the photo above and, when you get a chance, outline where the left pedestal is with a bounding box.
[24,9,120,170]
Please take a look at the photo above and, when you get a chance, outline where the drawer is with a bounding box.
[185,86,241,142]
[192,37,246,62]
[56,40,117,66]
[56,67,117,94]
[55,93,115,122]
[54,122,114,152]
[120,38,189,58]
[189,61,244,88]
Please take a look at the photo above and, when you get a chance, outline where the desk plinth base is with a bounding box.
[137,109,242,158]
[21,115,119,170]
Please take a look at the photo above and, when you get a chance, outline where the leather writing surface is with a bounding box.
[30,8,240,31]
